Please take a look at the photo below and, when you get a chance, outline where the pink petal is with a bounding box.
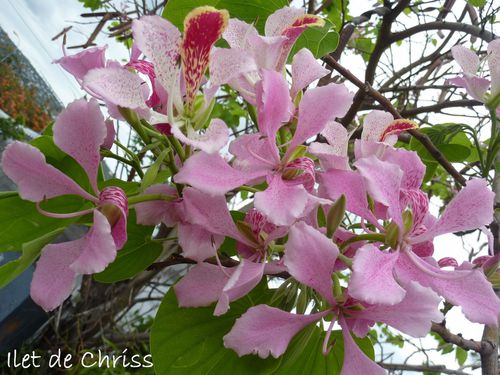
[70,210,117,274]
[254,174,309,226]
[174,151,263,195]
[209,47,258,89]
[132,15,181,97]
[1,141,96,202]
[463,76,490,101]
[223,304,327,358]
[396,251,500,326]
[229,133,277,174]
[339,315,386,375]
[353,281,443,337]
[349,245,406,305]
[248,34,288,71]
[284,222,338,304]
[83,67,149,114]
[290,48,328,98]
[174,263,233,307]
[265,7,305,36]
[182,187,252,245]
[181,7,229,106]
[288,83,353,155]
[178,223,223,262]
[98,186,128,249]
[214,260,265,316]
[487,39,500,96]
[382,147,425,190]
[102,119,116,150]
[30,241,81,311]
[318,170,378,224]
[223,19,259,49]
[171,118,229,153]
[412,179,494,243]
[134,184,179,226]
[361,110,394,143]
[309,121,349,171]
[451,45,480,75]
[54,46,107,81]
[256,70,294,161]
[53,98,106,194]
[355,156,404,228]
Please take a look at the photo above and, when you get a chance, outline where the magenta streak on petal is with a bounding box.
[99,186,128,249]
[322,318,336,355]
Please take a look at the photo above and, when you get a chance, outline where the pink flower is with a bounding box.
[1,99,127,311]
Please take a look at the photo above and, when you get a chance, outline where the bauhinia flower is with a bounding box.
[1,98,127,311]
[223,221,443,375]
[449,39,500,111]
[175,69,353,225]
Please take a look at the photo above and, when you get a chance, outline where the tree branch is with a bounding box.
[431,322,482,352]
[379,362,472,375]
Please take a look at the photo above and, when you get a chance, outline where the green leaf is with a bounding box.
[289,20,339,61]
[93,211,161,283]
[455,346,468,366]
[0,228,65,287]
[466,0,486,7]
[0,194,89,252]
[151,287,374,374]
[162,0,288,34]
[78,0,104,11]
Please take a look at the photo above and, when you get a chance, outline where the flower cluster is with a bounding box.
[1,5,499,374]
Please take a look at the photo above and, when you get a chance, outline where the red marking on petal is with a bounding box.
[438,257,459,268]
[155,123,173,136]
[380,119,418,142]
[276,14,324,70]
[181,6,229,108]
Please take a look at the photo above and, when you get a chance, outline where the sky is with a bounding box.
[0,0,492,372]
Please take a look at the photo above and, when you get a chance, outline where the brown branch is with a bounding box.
[399,99,483,117]
[323,55,467,186]
[379,362,472,375]
[431,322,482,352]
[391,21,496,44]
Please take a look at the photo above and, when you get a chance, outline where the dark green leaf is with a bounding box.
[0,194,89,252]
[289,20,339,61]
[0,228,65,287]
[94,211,161,283]
[162,0,288,34]
[151,287,374,374]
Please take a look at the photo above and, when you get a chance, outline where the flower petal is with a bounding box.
[83,67,150,116]
[355,156,404,228]
[30,241,81,311]
[209,47,258,89]
[411,179,494,243]
[284,221,338,304]
[451,45,480,75]
[53,98,106,194]
[487,39,500,96]
[396,251,500,325]
[288,83,353,155]
[98,186,128,249]
[361,110,394,143]
[181,7,229,106]
[290,48,328,98]
[174,263,233,307]
[134,184,179,226]
[171,118,229,153]
[229,133,277,174]
[178,223,223,262]
[132,15,181,100]
[265,7,305,37]
[55,46,107,82]
[256,69,294,161]
[339,315,386,375]
[254,175,309,226]
[382,147,425,190]
[353,281,443,337]
[223,19,259,49]
[349,245,406,305]
[70,210,117,274]
[1,141,96,202]
[214,260,265,316]
[174,151,263,195]
[224,304,327,358]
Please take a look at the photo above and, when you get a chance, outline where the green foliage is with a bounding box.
[289,20,339,61]
[78,0,104,11]
[0,193,88,252]
[151,285,374,375]
[162,0,288,33]
[0,116,26,141]
[94,211,162,283]
[0,228,64,287]
[323,0,350,31]
[466,0,486,7]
